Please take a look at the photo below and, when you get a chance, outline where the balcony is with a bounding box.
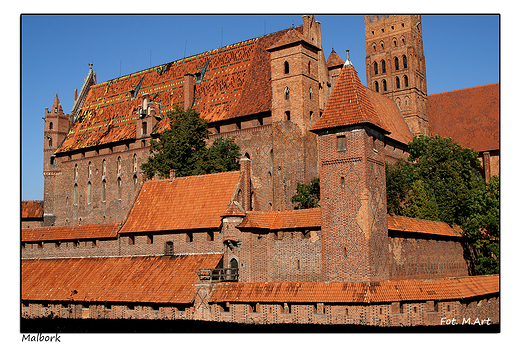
[196,268,239,283]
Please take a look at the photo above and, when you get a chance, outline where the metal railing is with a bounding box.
[197,268,239,282]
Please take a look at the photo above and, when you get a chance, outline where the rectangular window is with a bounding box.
[129,236,135,245]
[186,233,193,242]
[337,135,346,151]
[142,122,147,136]
[147,235,153,244]
[207,231,214,241]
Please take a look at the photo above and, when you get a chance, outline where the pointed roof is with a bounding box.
[311,62,389,133]
[221,201,246,218]
[50,94,63,113]
[326,49,344,69]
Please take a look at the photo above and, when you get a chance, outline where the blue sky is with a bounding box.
[20,14,499,201]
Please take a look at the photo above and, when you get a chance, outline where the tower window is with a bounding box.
[73,184,78,205]
[396,77,400,89]
[374,61,378,75]
[381,60,386,73]
[87,182,91,204]
[404,75,409,88]
[166,241,174,255]
[50,156,55,165]
[374,81,379,93]
[337,135,346,151]
[142,122,147,136]
[49,122,53,130]
[382,80,387,92]
[133,174,138,192]
[308,61,311,74]
[101,179,106,202]
[284,87,290,100]
[403,55,408,68]
[284,61,289,74]
[395,57,399,70]
[116,177,122,200]
[309,87,313,99]
[133,154,138,172]
[117,156,122,175]
[285,111,291,121]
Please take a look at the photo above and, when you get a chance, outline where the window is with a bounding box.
[382,79,387,92]
[128,236,135,245]
[165,241,174,255]
[102,160,107,176]
[308,61,311,74]
[133,175,138,192]
[337,135,346,151]
[402,55,407,68]
[88,161,92,179]
[74,164,78,180]
[116,177,122,200]
[396,77,400,89]
[374,61,378,75]
[207,231,214,241]
[49,122,53,130]
[50,156,55,165]
[48,137,52,147]
[101,179,106,202]
[73,184,78,205]
[404,75,409,88]
[147,235,153,244]
[186,232,193,242]
[374,81,379,92]
[309,87,313,99]
[341,177,345,189]
[284,87,290,100]
[394,57,399,70]
[285,111,291,121]
[381,60,386,73]
[142,122,148,136]
[117,156,121,175]
[284,61,289,74]
[87,182,92,204]
[133,154,138,172]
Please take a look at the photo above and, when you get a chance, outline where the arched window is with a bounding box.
[165,241,174,256]
[381,60,386,73]
[394,57,399,70]
[396,77,400,89]
[404,75,409,88]
[230,258,238,269]
[374,61,378,75]
[284,61,289,74]
[133,154,137,172]
[401,37,406,45]
[102,160,107,177]
[393,38,397,47]
[133,174,138,192]
[49,122,53,130]
[101,179,106,202]
[284,86,290,100]
[372,43,376,52]
[380,42,384,50]
[74,164,78,181]
[374,81,379,93]
[87,182,91,204]
[117,156,121,175]
[48,137,52,148]
[88,161,92,179]
[402,55,408,68]
[308,61,311,74]
[382,79,387,92]
[116,177,122,200]
[73,184,78,205]
[309,87,313,99]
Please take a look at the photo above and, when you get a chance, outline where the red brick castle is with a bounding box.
[22,15,499,327]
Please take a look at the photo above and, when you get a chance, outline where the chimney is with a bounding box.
[184,73,195,110]
[239,157,252,211]
[169,169,176,182]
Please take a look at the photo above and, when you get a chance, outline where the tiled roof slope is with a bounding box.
[387,215,463,238]
[56,27,302,153]
[21,200,44,219]
[22,223,120,242]
[238,208,321,230]
[22,254,222,304]
[267,28,319,51]
[428,83,499,152]
[311,62,412,145]
[326,49,344,69]
[209,275,498,303]
[119,171,240,233]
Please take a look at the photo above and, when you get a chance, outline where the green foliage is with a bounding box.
[141,106,240,179]
[402,180,440,221]
[291,177,320,209]
[386,135,499,274]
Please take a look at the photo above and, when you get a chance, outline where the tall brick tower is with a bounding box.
[43,94,70,226]
[267,15,324,210]
[364,15,429,135]
[311,56,389,282]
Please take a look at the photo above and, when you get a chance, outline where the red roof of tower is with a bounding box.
[428,83,499,152]
[56,27,303,153]
[21,200,44,219]
[311,61,388,132]
[326,49,344,69]
[119,171,240,233]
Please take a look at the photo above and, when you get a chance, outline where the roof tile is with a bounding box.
[21,200,44,219]
[22,223,120,242]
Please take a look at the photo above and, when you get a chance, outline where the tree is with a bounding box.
[141,106,240,179]
[386,135,499,274]
[291,177,320,209]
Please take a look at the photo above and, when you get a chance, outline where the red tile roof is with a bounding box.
[267,28,319,51]
[22,223,120,242]
[326,49,344,69]
[238,208,321,230]
[21,200,44,219]
[221,201,246,218]
[22,254,223,304]
[209,275,498,303]
[387,215,463,238]
[311,63,412,144]
[119,171,240,233]
[56,27,301,153]
[428,83,499,152]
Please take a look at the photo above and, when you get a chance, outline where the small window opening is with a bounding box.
[309,87,313,99]
[374,61,378,75]
[285,111,291,121]
[207,231,214,241]
[374,81,379,92]
[403,55,408,68]
[396,77,400,89]
[284,61,289,74]
[147,235,153,244]
[284,87,290,100]
[73,184,78,205]
[128,236,135,245]
[337,135,346,151]
[341,177,345,189]
[297,259,300,270]
[142,122,148,136]
[308,61,311,74]
[49,122,53,130]
[381,60,386,73]
[382,79,387,92]
[166,241,174,255]
[50,156,56,165]
[101,179,106,202]
[186,232,193,242]
[395,57,399,70]
[87,182,92,204]
[404,75,409,88]
[116,177,122,200]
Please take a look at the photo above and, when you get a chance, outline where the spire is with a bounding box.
[345,49,352,65]
[51,94,63,114]
[311,57,388,134]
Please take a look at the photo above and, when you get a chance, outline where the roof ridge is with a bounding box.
[428,82,499,97]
